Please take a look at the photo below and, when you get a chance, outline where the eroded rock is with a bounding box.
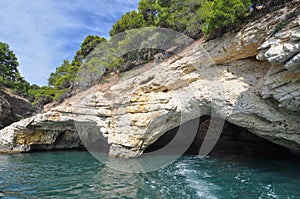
[0,88,35,130]
[1,5,300,158]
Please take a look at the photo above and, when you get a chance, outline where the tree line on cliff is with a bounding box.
[0,0,291,108]
[0,42,31,96]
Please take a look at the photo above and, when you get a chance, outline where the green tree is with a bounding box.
[110,0,205,39]
[48,60,73,89]
[0,42,19,82]
[159,0,204,39]
[28,86,57,107]
[200,0,251,34]
[138,0,161,26]
[28,35,108,105]
[48,35,106,89]
[0,42,31,97]
[73,35,106,65]
[110,11,146,36]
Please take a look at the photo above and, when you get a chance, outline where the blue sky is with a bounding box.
[0,0,139,85]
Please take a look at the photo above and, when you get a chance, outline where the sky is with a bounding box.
[0,0,139,85]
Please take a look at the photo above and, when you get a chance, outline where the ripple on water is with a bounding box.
[0,152,300,198]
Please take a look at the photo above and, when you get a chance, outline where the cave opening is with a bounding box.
[144,116,296,158]
[27,122,110,153]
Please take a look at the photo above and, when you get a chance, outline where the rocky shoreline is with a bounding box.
[1,5,300,158]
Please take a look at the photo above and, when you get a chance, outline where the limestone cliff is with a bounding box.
[0,88,35,130]
[0,4,300,157]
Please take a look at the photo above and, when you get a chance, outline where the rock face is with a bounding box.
[1,5,300,157]
[256,13,300,111]
[0,88,35,130]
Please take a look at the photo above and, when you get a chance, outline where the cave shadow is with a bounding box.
[144,116,296,159]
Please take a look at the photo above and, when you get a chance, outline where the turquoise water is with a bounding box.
[0,151,299,198]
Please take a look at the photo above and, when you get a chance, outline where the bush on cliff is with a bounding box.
[29,35,107,105]
[200,0,251,35]
[110,0,205,39]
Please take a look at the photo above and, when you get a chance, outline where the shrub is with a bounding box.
[200,0,251,35]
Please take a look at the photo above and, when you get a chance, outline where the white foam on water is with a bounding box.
[175,161,220,199]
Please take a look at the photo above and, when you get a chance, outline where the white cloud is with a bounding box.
[0,0,139,85]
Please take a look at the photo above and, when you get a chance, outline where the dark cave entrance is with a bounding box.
[144,116,295,158]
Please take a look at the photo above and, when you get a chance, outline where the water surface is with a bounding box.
[0,151,299,198]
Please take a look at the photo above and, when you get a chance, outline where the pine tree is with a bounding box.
[0,42,20,82]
